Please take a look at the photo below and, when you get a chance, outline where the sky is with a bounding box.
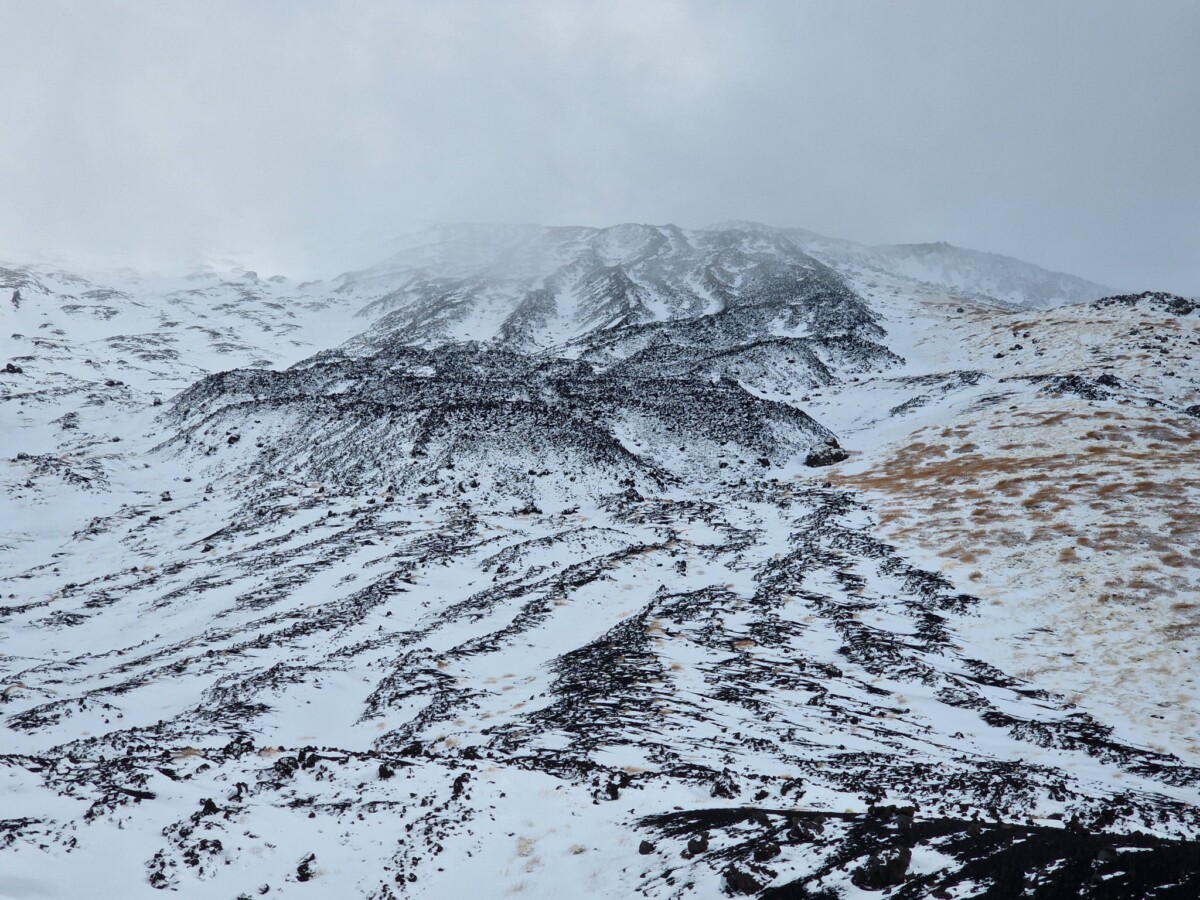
[1,1,1198,292]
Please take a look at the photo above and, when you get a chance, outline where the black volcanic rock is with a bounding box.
[1092,291,1199,317]
[805,445,850,467]
[166,341,840,500]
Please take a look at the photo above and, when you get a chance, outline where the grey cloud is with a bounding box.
[1,0,1197,292]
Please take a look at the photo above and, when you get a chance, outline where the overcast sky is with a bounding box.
[2,1,1198,292]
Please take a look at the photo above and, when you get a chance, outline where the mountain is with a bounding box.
[334,223,1112,353]
[867,241,1112,307]
[771,224,1115,309]
[2,226,1198,899]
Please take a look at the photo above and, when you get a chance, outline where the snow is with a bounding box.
[2,226,1198,897]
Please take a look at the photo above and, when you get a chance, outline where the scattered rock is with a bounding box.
[296,853,317,882]
[723,865,763,895]
[804,445,849,467]
[851,847,912,890]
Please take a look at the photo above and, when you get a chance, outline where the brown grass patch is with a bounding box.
[1164,622,1200,640]
[943,545,979,564]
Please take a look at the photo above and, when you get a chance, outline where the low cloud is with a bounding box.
[1,1,1197,291]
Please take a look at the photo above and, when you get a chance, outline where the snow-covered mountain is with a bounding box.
[2,226,1198,899]
[333,223,1112,352]
[770,224,1115,309]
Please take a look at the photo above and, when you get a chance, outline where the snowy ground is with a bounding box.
[2,227,1198,897]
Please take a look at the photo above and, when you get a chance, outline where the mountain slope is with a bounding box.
[1,227,1197,899]
[773,224,1114,309]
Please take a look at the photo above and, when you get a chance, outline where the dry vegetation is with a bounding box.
[832,393,1200,762]
[806,292,1200,759]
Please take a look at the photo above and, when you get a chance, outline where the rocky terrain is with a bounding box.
[2,224,1198,898]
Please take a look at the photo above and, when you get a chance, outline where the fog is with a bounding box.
[1,1,1197,292]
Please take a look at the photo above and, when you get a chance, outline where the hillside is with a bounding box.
[1,226,1197,899]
